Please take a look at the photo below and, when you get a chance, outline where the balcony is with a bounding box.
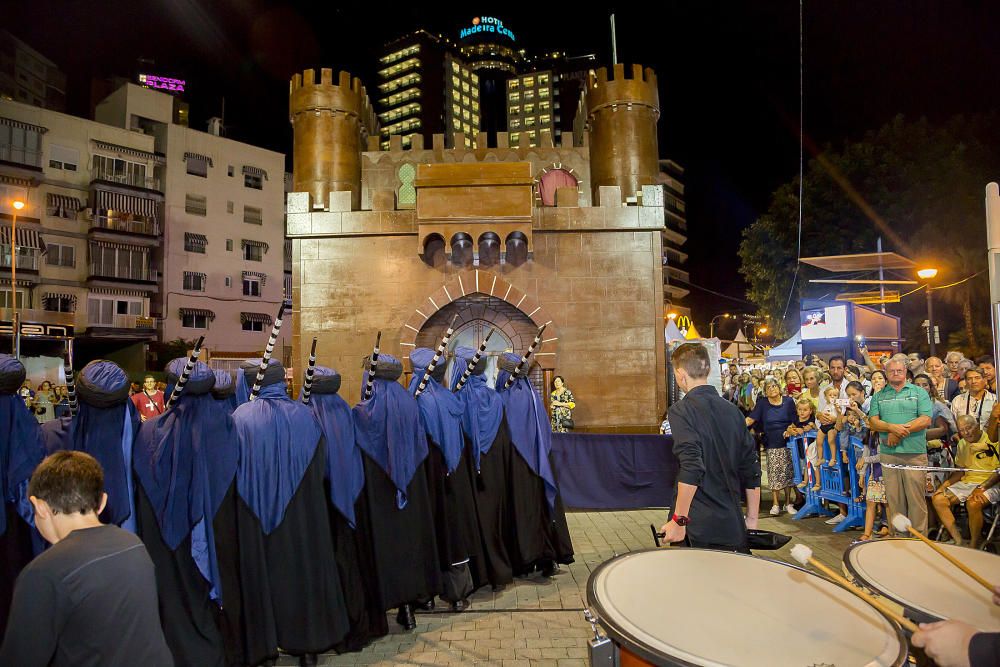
[88,263,156,284]
[0,249,40,273]
[90,214,160,237]
[87,314,156,330]
[91,167,161,193]
[0,144,42,169]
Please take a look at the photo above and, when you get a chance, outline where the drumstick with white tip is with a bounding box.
[892,514,995,592]
[790,544,918,633]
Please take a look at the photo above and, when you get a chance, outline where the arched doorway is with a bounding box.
[399,270,558,396]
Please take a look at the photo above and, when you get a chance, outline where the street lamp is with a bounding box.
[918,267,939,356]
[8,200,26,357]
[709,312,732,338]
[754,326,768,344]
[666,311,678,321]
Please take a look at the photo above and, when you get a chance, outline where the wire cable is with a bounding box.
[780,0,805,324]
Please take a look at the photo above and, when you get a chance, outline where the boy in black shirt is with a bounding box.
[0,451,173,667]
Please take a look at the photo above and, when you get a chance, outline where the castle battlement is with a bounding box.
[585,63,660,117]
[289,68,378,137]
[361,129,589,154]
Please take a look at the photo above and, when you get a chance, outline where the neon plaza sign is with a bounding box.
[138,73,186,93]
[460,16,515,42]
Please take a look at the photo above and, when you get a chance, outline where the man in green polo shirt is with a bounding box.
[869,356,933,534]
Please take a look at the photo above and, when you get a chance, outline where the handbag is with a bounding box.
[563,417,575,430]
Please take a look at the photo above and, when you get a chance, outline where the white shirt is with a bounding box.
[951,391,997,430]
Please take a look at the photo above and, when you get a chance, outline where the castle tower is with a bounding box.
[288,69,377,210]
[585,64,660,204]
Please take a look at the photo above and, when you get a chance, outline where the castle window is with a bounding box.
[397,163,416,208]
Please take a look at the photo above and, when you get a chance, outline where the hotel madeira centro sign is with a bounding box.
[460,16,515,42]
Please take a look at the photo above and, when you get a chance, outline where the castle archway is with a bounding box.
[398,270,559,393]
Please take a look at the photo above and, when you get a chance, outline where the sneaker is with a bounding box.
[785,504,797,515]
[825,514,846,525]
[769,505,781,516]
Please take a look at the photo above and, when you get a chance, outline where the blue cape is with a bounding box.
[234,367,250,407]
[496,353,557,510]
[233,360,321,534]
[42,361,139,530]
[212,369,239,415]
[352,354,427,509]
[133,359,237,602]
[451,346,503,471]
[408,348,465,474]
[303,367,364,527]
[0,355,44,535]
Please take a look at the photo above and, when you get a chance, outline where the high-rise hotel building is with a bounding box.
[376,31,480,150]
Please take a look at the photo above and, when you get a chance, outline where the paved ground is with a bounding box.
[281,506,858,666]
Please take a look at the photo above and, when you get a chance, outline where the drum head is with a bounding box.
[587,548,906,667]
[845,538,1000,631]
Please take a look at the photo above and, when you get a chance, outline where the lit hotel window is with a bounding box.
[524,90,535,101]
[462,81,470,93]
[510,105,520,116]
[471,74,478,85]
[540,100,550,111]
[509,91,520,103]
[472,101,479,112]
[509,118,521,129]
[539,88,550,98]
[452,61,460,73]
[524,103,535,114]
[538,74,550,85]
[525,116,536,127]
[452,103,461,116]
[462,94,470,106]
[524,76,535,87]
[510,133,520,147]
[453,75,460,88]
[539,114,551,125]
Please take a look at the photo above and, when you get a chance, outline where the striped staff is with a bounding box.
[64,338,78,416]
[164,335,206,410]
[414,314,459,398]
[502,324,547,390]
[453,327,495,392]
[249,303,287,401]
[363,331,382,401]
[301,337,318,404]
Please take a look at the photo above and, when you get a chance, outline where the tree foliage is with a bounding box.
[739,114,999,352]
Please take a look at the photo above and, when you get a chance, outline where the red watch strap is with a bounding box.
[672,513,690,526]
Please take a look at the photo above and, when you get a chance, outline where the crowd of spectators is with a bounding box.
[722,349,1000,547]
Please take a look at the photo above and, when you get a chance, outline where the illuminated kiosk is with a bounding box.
[799,299,902,365]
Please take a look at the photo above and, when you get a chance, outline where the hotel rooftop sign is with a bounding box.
[459,16,515,42]
[138,73,186,94]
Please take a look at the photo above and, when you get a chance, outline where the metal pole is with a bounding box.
[610,13,618,66]
[877,236,885,314]
[926,284,936,357]
[11,210,17,358]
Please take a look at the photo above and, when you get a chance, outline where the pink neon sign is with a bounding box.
[138,74,186,93]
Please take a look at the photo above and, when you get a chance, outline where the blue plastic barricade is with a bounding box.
[788,431,865,532]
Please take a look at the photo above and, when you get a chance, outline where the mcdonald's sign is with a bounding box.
[676,316,693,332]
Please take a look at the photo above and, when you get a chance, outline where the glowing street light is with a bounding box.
[917,268,938,280]
[709,312,732,338]
[666,312,678,320]
[12,200,25,211]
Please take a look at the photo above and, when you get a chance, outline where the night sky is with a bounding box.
[10,1,1000,334]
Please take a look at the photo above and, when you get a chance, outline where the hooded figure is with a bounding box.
[210,369,240,415]
[409,347,487,609]
[352,353,440,630]
[0,355,44,639]
[451,346,515,589]
[233,359,348,666]
[42,359,140,531]
[302,366,387,652]
[496,353,574,575]
[132,358,241,667]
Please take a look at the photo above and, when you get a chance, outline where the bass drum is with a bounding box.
[845,537,1000,629]
[587,548,907,666]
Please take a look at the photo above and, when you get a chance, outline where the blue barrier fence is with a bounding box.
[786,431,866,533]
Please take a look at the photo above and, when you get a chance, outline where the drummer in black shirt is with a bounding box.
[660,343,761,552]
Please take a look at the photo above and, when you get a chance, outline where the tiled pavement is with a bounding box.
[280,507,857,666]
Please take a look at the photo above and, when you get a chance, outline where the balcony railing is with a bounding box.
[91,168,161,192]
[0,249,39,271]
[0,144,42,168]
[89,263,153,282]
[91,215,160,237]
[87,314,156,329]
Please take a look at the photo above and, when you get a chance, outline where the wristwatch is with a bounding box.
[671,514,690,526]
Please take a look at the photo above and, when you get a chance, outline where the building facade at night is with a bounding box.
[0,98,163,372]
[287,62,671,430]
[0,30,67,112]
[95,84,289,368]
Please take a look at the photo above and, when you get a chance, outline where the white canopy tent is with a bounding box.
[766,329,803,361]
[721,329,748,358]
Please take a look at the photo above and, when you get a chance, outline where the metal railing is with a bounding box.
[91,215,160,236]
[0,249,39,271]
[91,168,161,191]
[87,313,155,329]
[88,263,153,282]
[0,144,42,168]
